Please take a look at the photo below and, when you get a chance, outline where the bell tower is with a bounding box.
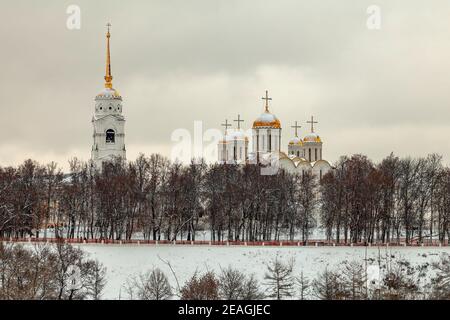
[91,24,126,166]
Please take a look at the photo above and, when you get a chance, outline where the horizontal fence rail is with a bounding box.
[0,237,448,247]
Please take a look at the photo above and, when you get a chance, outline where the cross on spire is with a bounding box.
[291,121,301,137]
[234,114,244,130]
[307,116,318,133]
[261,90,272,112]
[221,119,232,134]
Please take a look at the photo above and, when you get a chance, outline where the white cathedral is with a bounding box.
[89,26,332,178]
[218,90,333,178]
[91,25,126,167]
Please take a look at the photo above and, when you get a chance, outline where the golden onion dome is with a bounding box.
[288,136,303,146]
[252,111,281,129]
[303,132,322,143]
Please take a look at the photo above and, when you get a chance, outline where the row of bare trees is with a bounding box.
[320,153,450,244]
[0,154,317,242]
[0,153,449,243]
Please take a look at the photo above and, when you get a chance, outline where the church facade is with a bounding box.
[91,25,126,167]
[218,90,333,178]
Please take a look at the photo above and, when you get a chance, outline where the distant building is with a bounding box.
[218,90,333,177]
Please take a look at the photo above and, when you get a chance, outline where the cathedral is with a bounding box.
[91,25,126,167]
[88,26,331,178]
[218,90,333,178]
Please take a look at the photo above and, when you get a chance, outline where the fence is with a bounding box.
[0,237,448,247]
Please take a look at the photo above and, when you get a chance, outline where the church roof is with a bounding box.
[219,129,248,143]
[303,132,322,143]
[96,88,122,99]
[253,90,281,129]
[288,136,303,146]
[253,111,281,129]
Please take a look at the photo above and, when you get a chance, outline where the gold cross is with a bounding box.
[291,121,301,137]
[261,90,272,112]
[221,119,232,134]
[234,114,244,130]
[307,116,318,133]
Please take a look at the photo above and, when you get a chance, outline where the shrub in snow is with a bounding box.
[181,271,219,300]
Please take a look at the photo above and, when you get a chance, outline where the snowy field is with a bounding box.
[73,244,450,299]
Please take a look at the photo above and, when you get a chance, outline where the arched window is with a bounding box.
[106,129,115,143]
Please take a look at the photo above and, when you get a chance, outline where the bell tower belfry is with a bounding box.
[91,24,126,166]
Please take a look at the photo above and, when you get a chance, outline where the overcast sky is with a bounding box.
[1,0,450,169]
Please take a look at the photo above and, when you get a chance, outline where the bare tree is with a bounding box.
[429,253,450,299]
[264,256,295,300]
[126,268,172,300]
[340,261,367,300]
[312,268,346,300]
[241,274,265,300]
[379,259,421,300]
[84,259,107,300]
[295,271,311,300]
[218,266,246,299]
[0,242,106,300]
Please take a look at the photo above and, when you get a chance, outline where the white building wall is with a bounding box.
[91,92,126,166]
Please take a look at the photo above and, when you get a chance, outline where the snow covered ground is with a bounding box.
[75,244,450,299]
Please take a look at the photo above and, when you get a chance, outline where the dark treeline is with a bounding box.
[0,153,449,243]
[321,154,450,244]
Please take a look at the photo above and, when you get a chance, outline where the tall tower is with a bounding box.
[91,24,126,166]
[252,90,282,163]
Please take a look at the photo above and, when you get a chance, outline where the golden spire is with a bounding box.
[104,23,113,89]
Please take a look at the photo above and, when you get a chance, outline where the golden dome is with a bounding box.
[288,136,303,146]
[253,111,281,129]
[303,133,322,143]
